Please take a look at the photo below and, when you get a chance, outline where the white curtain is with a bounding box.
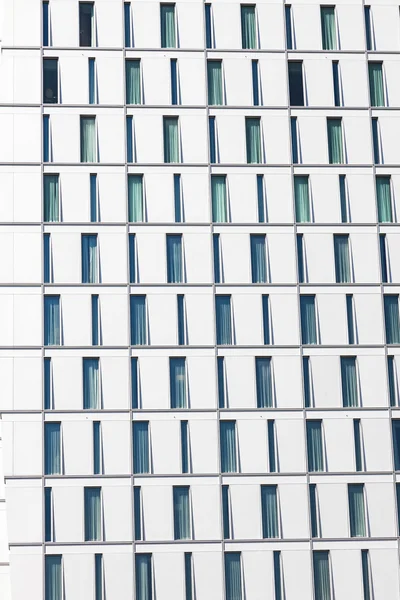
[173,486,191,539]
[170,358,187,408]
[261,485,279,538]
[128,175,144,222]
[81,116,96,162]
[85,487,101,541]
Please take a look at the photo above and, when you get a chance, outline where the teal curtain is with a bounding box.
[216,295,232,345]
[327,118,344,164]
[44,175,59,222]
[246,117,262,164]
[294,176,310,222]
[261,485,279,538]
[222,485,231,538]
[82,234,98,283]
[313,551,332,600]
[93,422,101,475]
[133,421,149,473]
[95,555,103,600]
[45,423,61,475]
[164,117,179,163]
[361,551,371,600]
[83,358,99,409]
[167,234,183,283]
[45,556,62,600]
[134,487,142,540]
[170,357,187,408]
[241,5,256,49]
[348,484,366,537]
[161,4,176,48]
[136,554,152,600]
[207,61,223,105]
[384,295,400,344]
[181,420,189,473]
[369,63,384,107]
[256,357,273,408]
[128,174,144,222]
[44,487,52,541]
[130,296,147,345]
[220,421,237,473]
[300,295,317,345]
[211,175,227,222]
[321,7,337,50]
[173,486,191,539]
[334,235,350,283]
[341,357,358,407]
[388,356,396,407]
[84,487,101,541]
[44,296,60,346]
[307,421,324,472]
[126,59,141,104]
[225,553,242,600]
[80,116,96,162]
[251,235,267,283]
[309,484,318,537]
[376,176,392,223]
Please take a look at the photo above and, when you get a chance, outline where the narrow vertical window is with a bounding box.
[83,357,100,409]
[321,6,337,50]
[44,295,60,346]
[288,62,304,106]
[209,116,216,164]
[44,174,59,222]
[376,176,392,223]
[216,295,232,345]
[217,357,226,409]
[177,294,186,346]
[220,421,237,473]
[257,174,266,223]
[222,485,231,539]
[184,553,193,600]
[341,356,358,407]
[348,484,366,537]
[380,234,388,283]
[213,234,221,284]
[294,175,310,223]
[306,420,324,472]
[268,420,277,473]
[93,421,101,475]
[166,234,183,283]
[43,114,51,163]
[126,116,134,163]
[161,4,176,48]
[388,356,397,407]
[80,116,96,163]
[84,487,102,541]
[208,60,223,105]
[364,6,373,51]
[372,117,381,164]
[131,357,139,409]
[211,175,227,223]
[44,234,51,284]
[170,357,187,409]
[45,487,53,542]
[225,553,242,600]
[332,61,341,107]
[43,58,58,104]
[129,234,136,284]
[300,295,317,345]
[393,421,400,470]
[384,295,400,344]
[44,358,52,410]
[262,295,270,345]
[362,550,372,600]
[174,174,182,223]
[261,485,279,538]
[124,2,132,48]
[255,357,273,408]
[44,422,61,475]
[252,60,260,106]
[88,58,96,104]
[309,484,320,538]
[334,234,350,283]
[205,3,212,48]
[128,174,144,223]
[95,554,103,600]
[173,486,191,540]
[246,117,262,164]
[354,419,363,472]
[170,58,178,105]
[45,556,62,600]
[91,294,100,345]
[133,421,149,474]
[327,118,344,164]
[130,295,147,345]
[79,2,94,47]
[273,552,283,600]
[82,234,98,284]
[313,551,332,600]
[297,233,305,283]
[134,486,142,540]
[368,62,385,107]
[285,5,293,50]
[346,294,355,344]
[291,116,299,164]
[90,174,98,222]
[396,483,400,533]
[164,116,179,163]
[126,59,141,105]
[339,174,348,223]
[43,1,50,47]
[303,356,312,408]
[250,234,267,283]
[241,5,256,49]
[135,555,152,600]
[181,420,189,473]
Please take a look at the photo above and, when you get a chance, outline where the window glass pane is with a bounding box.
[82,234,98,283]
[217,357,226,408]
[171,58,178,105]
[128,174,144,222]
[205,4,212,48]
[376,176,392,223]
[90,174,98,222]
[44,358,52,410]
[327,118,343,164]
[256,357,273,408]
[43,2,49,46]
[83,358,99,409]
[124,3,132,47]
[43,115,50,162]
[396,483,400,534]
[288,62,304,106]
[257,175,266,223]
[126,59,141,104]
[208,61,223,105]
[361,550,371,600]
[297,234,304,283]
[369,63,384,107]
[353,419,363,472]
[268,420,276,473]
[91,295,99,345]
[79,2,94,46]
[364,6,372,50]
[161,4,176,48]
[220,421,237,473]
[133,422,149,474]
[313,551,332,600]
[130,296,147,345]
[321,6,337,50]
[300,295,317,345]
[43,59,58,103]
[129,234,136,284]
[339,174,348,223]
[372,118,380,164]
[334,234,350,283]
[309,484,318,537]
[209,116,216,163]
[294,175,310,222]
[95,554,103,600]
[384,295,400,344]
[177,295,185,345]
[246,117,261,164]
[388,356,396,407]
[285,6,293,49]
[303,356,311,408]
[134,486,142,540]
[184,553,193,600]
[261,485,279,538]
[346,294,355,344]
[251,235,267,283]
[262,295,270,345]
[44,296,60,346]
[126,116,133,162]
[225,553,242,600]
[167,234,183,283]
[45,555,62,600]
[173,486,191,539]
[131,357,138,409]
[332,61,340,106]
[81,116,96,162]
[174,174,182,222]
[44,175,59,222]
[273,552,282,600]
[170,357,187,408]
[45,487,52,541]
[93,421,101,474]
[252,60,259,106]
[348,484,366,537]
[135,554,152,600]
[216,295,232,345]
[44,234,51,283]
[213,234,221,283]
[164,116,179,163]
[45,423,61,475]
[392,421,400,470]
[306,421,324,472]
[341,356,358,407]
[222,485,231,538]
[380,234,388,283]
[291,117,298,164]
[89,58,96,104]
[181,420,189,473]
[241,5,256,49]
[211,175,227,222]
[85,487,101,541]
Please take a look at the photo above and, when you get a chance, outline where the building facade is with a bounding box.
[0,0,400,598]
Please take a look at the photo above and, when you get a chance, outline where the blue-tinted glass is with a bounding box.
[92,295,99,346]
[43,115,50,162]
[388,356,396,407]
[224,553,242,600]
[257,175,265,223]
[353,419,362,471]
[171,59,178,105]
[133,422,149,474]
[44,233,50,283]
[205,4,212,48]
[170,357,186,408]
[333,61,340,107]
[177,295,185,345]
[45,487,52,541]
[251,234,267,283]
[134,486,142,540]
[44,296,60,346]
[309,484,318,537]
[222,485,230,538]
[261,485,279,538]
[362,550,371,600]
[291,117,298,163]
[384,295,400,344]
[93,421,101,474]
[181,420,189,473]
[83,357,99,409]
[285,6,293,49]
[396,484,400,534]
[42,59,57,102]
[129,234,136,284]
[380,234,388,283]
[124,3,132,47]
[209,116,216,163]
[220,421,237,473]
[44,422,61,475]
[346,294,355,344]
[364,6,372,51]
[131,357,138,409]
[262,295,270,345]
[300,295,317,345]
[135,555,152,600]
[95,555,103,600]
[393,421,400,470]
[213,234,221,283]
[252,60,259,106]
[174,174,182,222]
[372,118,380,164]
[45,555,62,600]
[89,58,96,104]
[185,553,193,600]
[130,295,147,345]
[273,551,282,600]
[297,233,304,283]
[90,174,97,222]
[303,356,311,408]
[268,420,276,473]
[339,174,348,223]
[216,296,232,345]
[126,116,133,163]
[44,358,51,410]
[167,234,183,283]
[217,356,225,408]
[43,2,49,46]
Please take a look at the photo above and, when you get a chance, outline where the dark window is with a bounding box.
[79,2,94,47]
[43,59,58,104]
[288,62,304,106]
